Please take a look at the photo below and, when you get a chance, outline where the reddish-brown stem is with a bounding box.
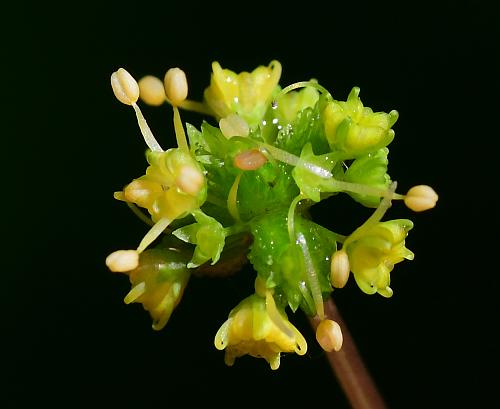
[310,298,388,409]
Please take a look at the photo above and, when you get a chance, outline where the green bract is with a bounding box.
[107,60,435,369]
[173,210,227,268]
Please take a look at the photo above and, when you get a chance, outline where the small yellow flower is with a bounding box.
[120,149,206,223]
[120,248,191,331]
[203,60,282,128]
[214,292,307,370]
[345,219,414,297]
[323,87,398,156]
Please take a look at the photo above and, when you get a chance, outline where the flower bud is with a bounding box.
[105,249,139,272]
[138,75,166,106]
[316,319,343,352]
[164,68,188,106]
[404,185,438,212]
[110,68,139,105]
[330,249,350,288]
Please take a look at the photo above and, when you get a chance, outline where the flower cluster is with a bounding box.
[106,61,438,369]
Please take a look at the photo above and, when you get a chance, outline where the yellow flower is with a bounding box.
[345,219,414,297]
[214,292,307,370]
[323,87,398,157]
[120,148,206,223]
[203,60,282,128]
[120,248,191,331]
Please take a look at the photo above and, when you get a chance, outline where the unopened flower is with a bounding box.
[214,292,307,370]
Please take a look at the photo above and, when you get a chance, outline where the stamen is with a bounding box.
[126,202,154,227]
[138,75,166,106]
[316,319,343,352]
[273,80,333,102]
[344,182,397,247]
[173,106,189,151]
[124,281,146,304]
[258,142,332,178]
[110,68,139,106]
[178,99,214,116]
[136,217,172,254]
[265,291,294,339]
[332,179,405,200]
[330,249,350,288]
[131,102,163,152]
[105,250,139,273]
[287,194,305,243]
[296,233,325,320]
[404,185,438,212]
[227,173,242,222]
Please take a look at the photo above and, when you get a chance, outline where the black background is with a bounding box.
[4,1,498,408]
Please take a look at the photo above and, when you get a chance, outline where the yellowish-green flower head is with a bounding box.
[122,148,207,223]
[214,292,307,370]
[323,87,398,157]
[203,60,282,128]
[345,219,414,297]
[121,248,191,330]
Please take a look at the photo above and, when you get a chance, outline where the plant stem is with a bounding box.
[310,298,387,409]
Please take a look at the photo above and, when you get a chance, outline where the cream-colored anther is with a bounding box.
[105,250,139,272]
[219,114,250,138]
[404,185,438,212]
[176,165,204,196]
[138,75,166,106]
[316,319,343,352]
[110,68,139,105]
[164,68,188,106]
[330,249,350,288]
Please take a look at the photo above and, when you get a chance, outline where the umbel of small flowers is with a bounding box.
[106,62,438,369]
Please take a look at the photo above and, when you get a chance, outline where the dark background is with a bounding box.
[4,1,498,408]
